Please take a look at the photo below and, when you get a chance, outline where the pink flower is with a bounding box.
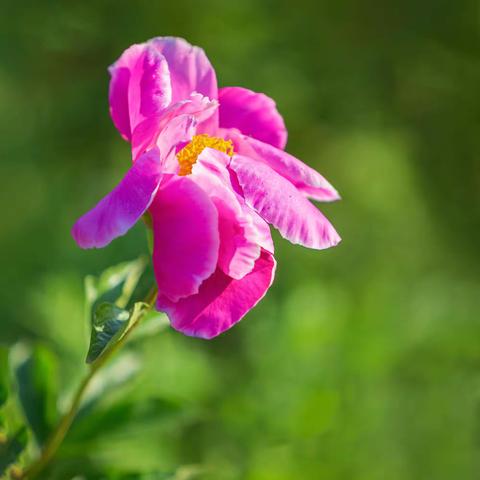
[72,37,341,339]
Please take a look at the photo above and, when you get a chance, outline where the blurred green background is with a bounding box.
[1,0,480,478]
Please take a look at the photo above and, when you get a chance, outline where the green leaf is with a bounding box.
[86,303,130,364]
[85,257,152,364]
[85,256,147,312]
[0,347,9,408]
[0,426,28,476]
[11,344,58,446]
[86,302,150,364]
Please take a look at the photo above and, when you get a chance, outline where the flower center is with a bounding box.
[176,134,234,175]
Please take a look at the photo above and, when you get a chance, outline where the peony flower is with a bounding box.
[72,37,341,339]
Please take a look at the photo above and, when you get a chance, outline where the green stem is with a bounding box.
[21,287,158,480]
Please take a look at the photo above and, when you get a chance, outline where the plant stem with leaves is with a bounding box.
[20,286,158,480]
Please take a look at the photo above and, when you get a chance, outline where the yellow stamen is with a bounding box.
[176,134,234,175]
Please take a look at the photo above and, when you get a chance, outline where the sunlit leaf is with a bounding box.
[11,344,58,446]
[85,256,147,312]
[84,256,154,365]
[86,302,149,364]
[0,426,28,476]
[86,303,130,364]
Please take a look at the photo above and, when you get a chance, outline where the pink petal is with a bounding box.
[191,148,262,279]
[71,148,162,249]
[150,37,219,134]
[155,114,196,174]
[132,112,196,169]
[230,155,341,250]
[150,176,219,302]
[108,43,172,141]
[157,249,276,339]
[131,93,217,162]
[251,212,274,253]
[218,87,287,150]
[225,130,340,202]
[150,37,218,104]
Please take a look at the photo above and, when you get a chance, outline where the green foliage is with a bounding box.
[0,257,168,479]
[86,302,149,364]
[11,344,58,446]
[85,256,156,364]
[0,426,28,476]
[85,256,147,312]
[0,346,28,477]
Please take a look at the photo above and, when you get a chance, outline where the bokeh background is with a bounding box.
[1,0,480,478]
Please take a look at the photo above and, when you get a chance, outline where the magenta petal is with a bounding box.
[131,93,217,162]
[71,149,162,249]
[157,249,276,339]
[132,111,197,168]
[109,43,172,141]
[226,131,340,202]
[150,37,218,104]
[149,37,219,135]
[155,114,197,173]
[251,212,274,253]
[218,87,287,149]
[150,176,219,302]
[191,148,262,279]
[230,155,341,250]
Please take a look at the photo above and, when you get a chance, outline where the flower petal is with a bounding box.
[108,43,172,141]
[191,148,262,279]
[225,131,340,202]
[72,148,162,249]
[251,212,274,253]
[157,249,276,339]
[154,114,196,174]
[150,176,219,302]
[218,87,287,149]
[131,93,217,162]
[230,155,341,250]
[150,37,218,104]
